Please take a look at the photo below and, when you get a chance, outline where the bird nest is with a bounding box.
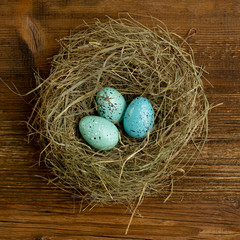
[29,16,209,208]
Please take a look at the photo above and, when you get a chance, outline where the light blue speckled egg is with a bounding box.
[79,116,119,150]
[96,87,127,123]
[123,97,154,138]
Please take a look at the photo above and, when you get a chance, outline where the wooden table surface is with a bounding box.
[1,1,240,239]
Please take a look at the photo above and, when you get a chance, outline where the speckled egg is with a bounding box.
[96,87,127,123]
[79,116,119,150]
[123,97,154,138]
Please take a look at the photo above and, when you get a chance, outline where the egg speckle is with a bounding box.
[79,116,119,150]
[96,87,127,123]
[123,97,154,138]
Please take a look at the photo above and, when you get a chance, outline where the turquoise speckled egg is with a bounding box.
[79,116,119,150]
[96,87,127,123]
[123,97,154,138]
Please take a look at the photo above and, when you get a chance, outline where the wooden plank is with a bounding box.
[1,0,240,239]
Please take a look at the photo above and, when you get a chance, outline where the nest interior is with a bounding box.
[29,16,209,206]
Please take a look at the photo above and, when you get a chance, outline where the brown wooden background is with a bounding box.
[1,0,240,239]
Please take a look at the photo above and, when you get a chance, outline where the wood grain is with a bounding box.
[1,0,240,239]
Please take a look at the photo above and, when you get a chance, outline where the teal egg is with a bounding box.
[79,116,119,150]
[123,97,154,138]
[96,87,127,123]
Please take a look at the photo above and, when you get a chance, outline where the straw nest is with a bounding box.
[29,16,209,207]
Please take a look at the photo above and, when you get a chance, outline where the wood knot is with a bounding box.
[26,17,44,53]
[35,236,50,240]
